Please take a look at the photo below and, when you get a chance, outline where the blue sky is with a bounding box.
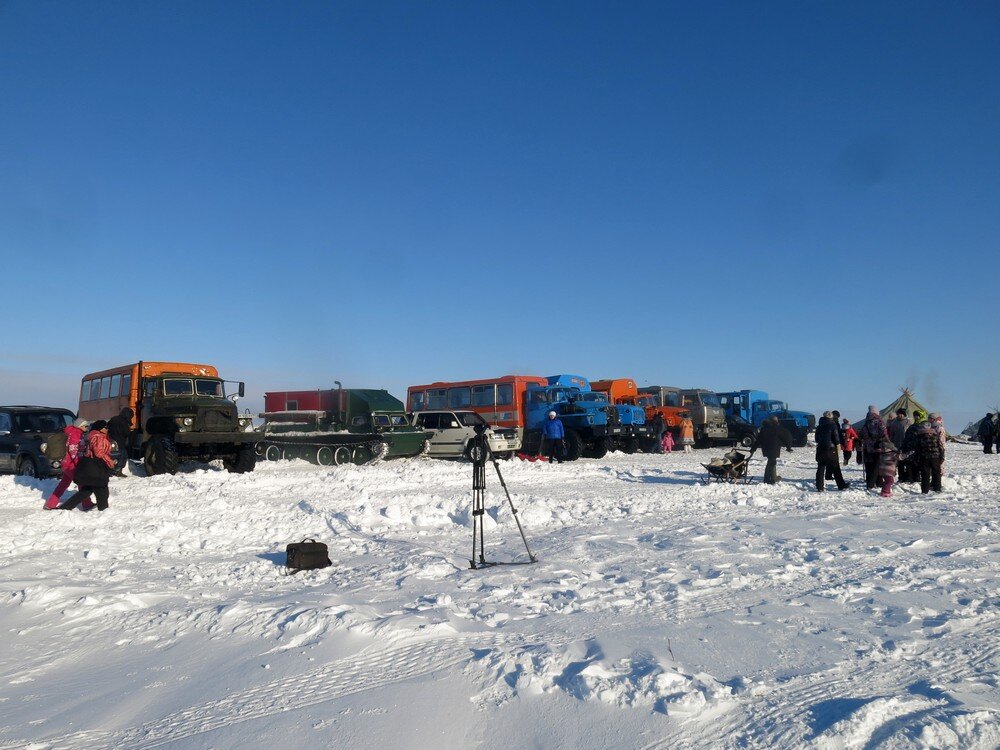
[2,1,998,428]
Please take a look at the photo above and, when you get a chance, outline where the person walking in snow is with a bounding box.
[660,429,675,454]
[650,412,666,453]
[752,415,793,485]
[876,438,900,498]
[930,413,947,470]
[977,412,994,454]
[899,410,925,484]
[679,416,695,453]
[815,411,848,491]
[106,407,134,477]
[59,420,115,511]
[43,418,89,510]
[860,406,889,490]
[841,419,859,466]
[540,410,565,463]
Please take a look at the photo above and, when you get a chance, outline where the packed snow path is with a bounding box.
[2,444,998,748]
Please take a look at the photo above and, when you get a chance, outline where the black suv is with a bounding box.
[723,413,758,449]
[0,406,76,477]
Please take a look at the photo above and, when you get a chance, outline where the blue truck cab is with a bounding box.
[717,390,815,446]
[524,374,647,460]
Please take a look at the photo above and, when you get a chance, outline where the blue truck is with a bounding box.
[523,375,653,460]
[716,390,815,447]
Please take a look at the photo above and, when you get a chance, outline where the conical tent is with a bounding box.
[853,387,933,431]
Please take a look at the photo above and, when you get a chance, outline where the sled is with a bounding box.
[702,449,753,484]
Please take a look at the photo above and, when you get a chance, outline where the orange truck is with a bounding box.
[590,378,690,440]
[77,361,257,475]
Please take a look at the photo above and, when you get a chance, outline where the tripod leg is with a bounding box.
[490,454,538,564]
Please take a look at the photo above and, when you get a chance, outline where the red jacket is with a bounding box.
[64,425,85,470]
[86,430,115,469]
[842,426,859,452]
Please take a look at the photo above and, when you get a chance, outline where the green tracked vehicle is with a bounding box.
[258,386,429,466]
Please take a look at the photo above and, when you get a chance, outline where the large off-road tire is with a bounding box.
[563,429,583,461]
[588,439,609,459]
[315,446,335,466]
[352,445,373,465]
[17,456,38,477]
[144,437,179,476]
[224,445,257,474]
[621,438,638,455]
[740,434,755,449]
[333,446,352,466]
[264,444,283,462]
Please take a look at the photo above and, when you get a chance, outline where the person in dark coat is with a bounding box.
[859,405,889,489]
[751,415,793,484]
[890,409,911,480]
[650,412,666,454]
[815,411,849,491]
[977,412,995,454]
[825,411,843,480]
[106,407,134,477]
[899,412,924,483]
[911,418,943,493]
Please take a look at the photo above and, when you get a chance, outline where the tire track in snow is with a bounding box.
[17,634,511,750]
[728,617,1000,748]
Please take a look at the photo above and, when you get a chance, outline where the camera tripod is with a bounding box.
[469,427,537,570]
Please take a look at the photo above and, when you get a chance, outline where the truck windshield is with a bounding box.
[162,379,225,397]
[579,393,609,403]
[769,401,787,412]
[374,413,409,428]
[701,393,722,407]
[636,396,656,407]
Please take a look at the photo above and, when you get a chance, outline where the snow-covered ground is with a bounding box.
[2,443,999,749]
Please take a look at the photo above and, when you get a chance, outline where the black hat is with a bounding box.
[90,420,108,430]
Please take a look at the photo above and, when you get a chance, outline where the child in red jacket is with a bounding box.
[59,421,116,511]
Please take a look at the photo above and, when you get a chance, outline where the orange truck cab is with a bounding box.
[591,378,689,434]
[77,361,257,475]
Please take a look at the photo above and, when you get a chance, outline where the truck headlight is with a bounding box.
[175,417,194,432]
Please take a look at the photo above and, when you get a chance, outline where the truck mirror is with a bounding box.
[238,382,245,398]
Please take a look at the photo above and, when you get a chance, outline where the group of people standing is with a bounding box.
[752,407,947,496]
[976,413,1000,453]
[43,408,134,512]
[815,407,946,496]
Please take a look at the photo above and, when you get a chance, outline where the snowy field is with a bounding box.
[2,443,999,749]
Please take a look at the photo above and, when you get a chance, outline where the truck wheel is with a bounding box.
[621,438,638,454]
[740,435,754,448]
[315,447,334,466]
[589,440,609,459]
[496,451,514,460]
[333,446,352,465]
[254,442,266,457]
[352,446,373,465]
[264,444,283,462]
[144,437,179,476]
[17,456,38,477]
[224,445,256,474]
[563,429,583,461]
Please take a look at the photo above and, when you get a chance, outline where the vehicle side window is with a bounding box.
[409,391,426,411]
[80,380,91,402]
[374,415,391,427]
[446,415,460,428]
[122,373,132,398]
[145,380,157,396]
[109,374,122,398]
[0,413,10,433]
[497,384,513,406]
[448,387,471,408]
[472,385,495,407]
[100,377,112,399]
[419,414,439,429]
[286,400,298,410]
[428,389,447,409]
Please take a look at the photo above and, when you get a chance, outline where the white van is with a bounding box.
[410,410,520,459]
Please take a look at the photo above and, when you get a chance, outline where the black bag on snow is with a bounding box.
[285,538,331,573]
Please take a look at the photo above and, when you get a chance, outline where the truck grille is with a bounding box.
[198,407,236,432]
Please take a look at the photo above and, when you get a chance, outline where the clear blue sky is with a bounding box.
[2,1,997,428]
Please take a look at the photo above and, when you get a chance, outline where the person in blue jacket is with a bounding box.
[541,410,565,463]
